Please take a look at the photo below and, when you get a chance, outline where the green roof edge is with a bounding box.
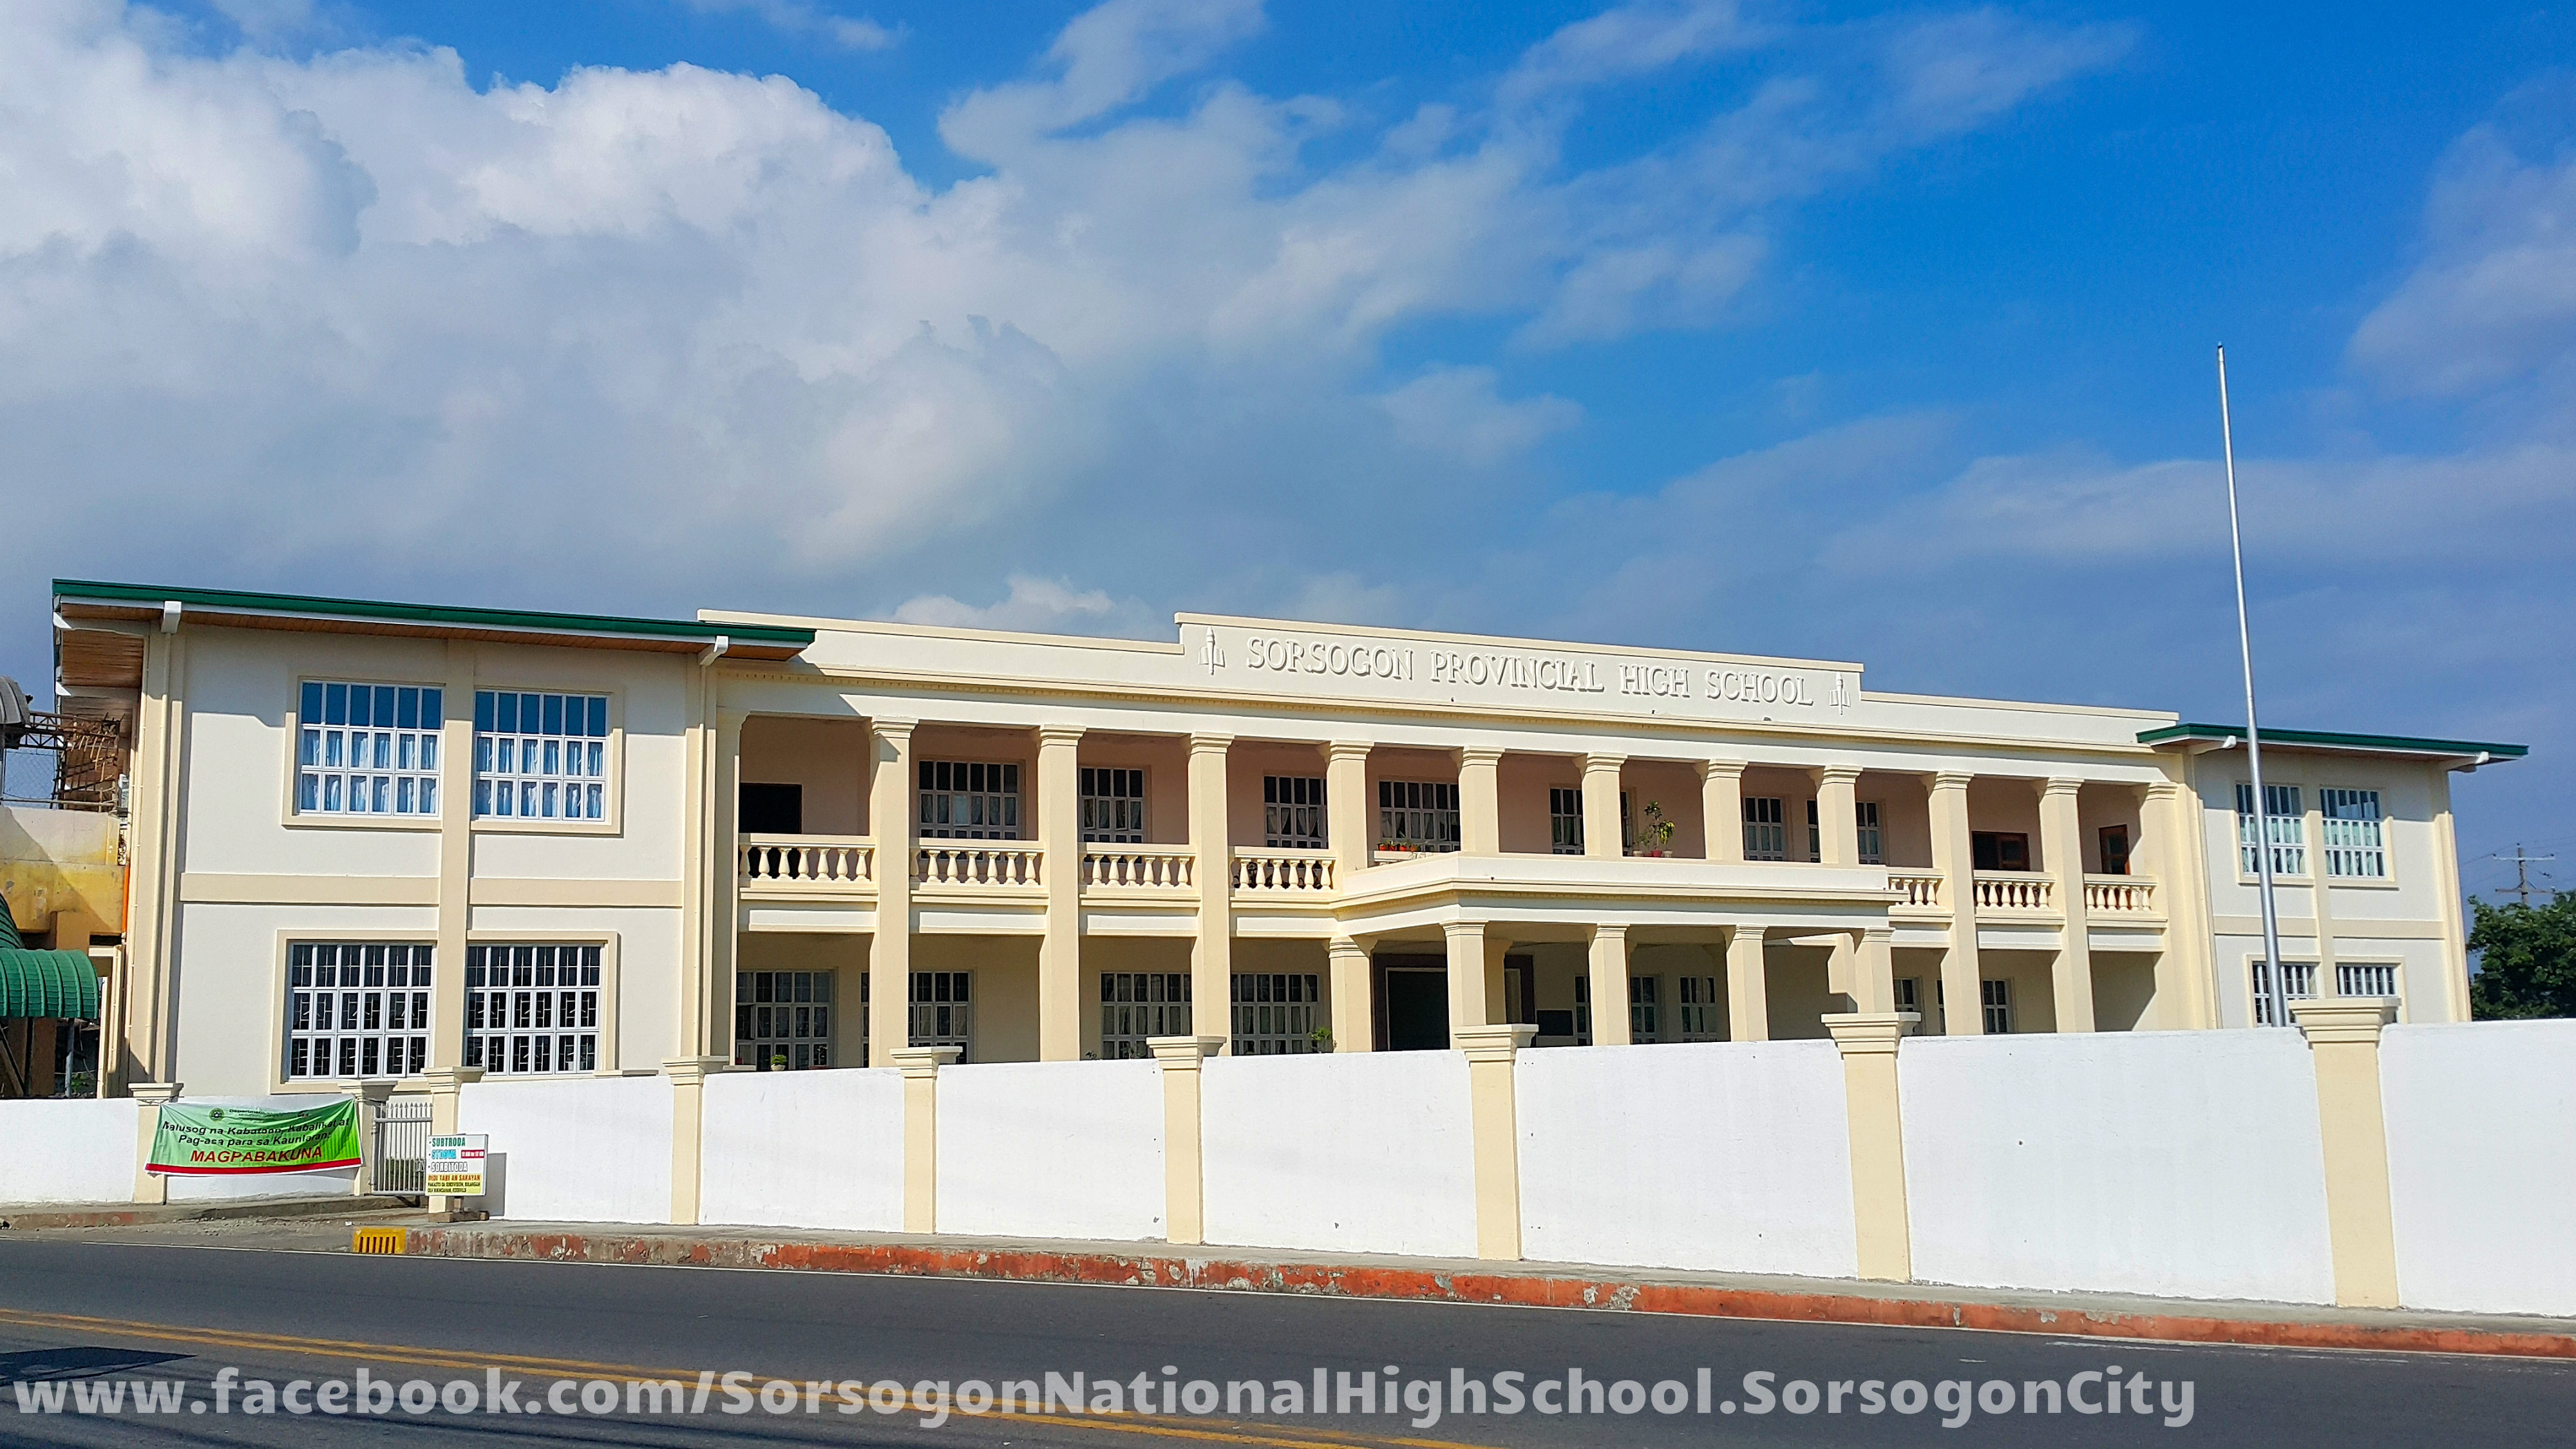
[53,580,813,649]
[2137,723,2528,759]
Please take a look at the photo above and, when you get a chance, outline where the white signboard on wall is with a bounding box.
[424,1134,486,1197]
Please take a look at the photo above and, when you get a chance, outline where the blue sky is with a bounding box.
[4,0,2571,900]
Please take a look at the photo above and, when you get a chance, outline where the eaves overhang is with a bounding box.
[2137,723,2528,772]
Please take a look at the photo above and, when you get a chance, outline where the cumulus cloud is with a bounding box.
[892,575,1135,632]
[677,0,900,52]
[1378,366,1580,466]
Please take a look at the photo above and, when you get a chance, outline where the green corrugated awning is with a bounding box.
[0,949,99,1021]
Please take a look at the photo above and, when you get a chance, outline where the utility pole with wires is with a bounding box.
[2490,846,2556,908]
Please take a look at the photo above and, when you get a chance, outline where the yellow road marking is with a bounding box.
[0,1307,1499,1449]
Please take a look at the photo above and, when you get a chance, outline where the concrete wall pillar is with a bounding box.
[1699,760,1746,864]
[1725,925,1768,1042]
[892,1045,958,1233]
[1148,1034,1227,1244]
[1849,927,1897,1014]
[2040,777,2096,1032]
[1036,726,1084,1061]
[1587,923,1633,1046]
[1443,920,1493,1041]
[1928,771,1982,1036]
[1816,765,1862,867]
[2142,779,2215,1028]
[1581,753,1626,858]
[1455,1023,1536,1261]
[1327,935,1373,1052]
[420,1066,482,1216]
[1457,746,1503,855]
[2291,999,2401,1307]
[1326,741,1372,881]
[1822,1012,1919,1282]
[129,1081,178,1206]
[663,1056,728,1226]
[867,719,917,1066]
[1188,734,1236,1046]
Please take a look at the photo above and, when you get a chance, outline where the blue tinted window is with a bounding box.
[301,681,323,721]
[475,690,493,731]
[542,694,563,735]
[396,688,419,730]
[324,683,348,725]
[497,692,518,734]
[422,688,442,728]
[587,697,608,737]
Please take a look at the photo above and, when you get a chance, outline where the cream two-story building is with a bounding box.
[50,580,2521,1097]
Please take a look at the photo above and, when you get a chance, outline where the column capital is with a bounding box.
[1821,1011,1921,1055]
[1726,923,1766,947]
[661,1055,732,1085]
[1857,925,1895,945]
[2291,998,2396,1045]
[128,1081,182,1105]
[2145,779,2184,800]
[1698,759,1746,781]
[1455,744,1505,768]
[1929,770,1975,791]
[1326,935,1371,961]
[1327,740,1373,763]
[2042,776,2085,798]
[1590,922,1629,944]
[1441,919,1490,943]
[1036,724,1085,748]
[1453,1023,1537,1063]
[1817,764,1864,785]
[1187,732,1235,755]
[891,1045,961,1079]
[870,716,918,741]
[1580,752,1628,774]
[418,1067,483,1092]
[1146,1034,1229,1068]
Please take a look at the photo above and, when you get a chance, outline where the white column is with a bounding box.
[1443,920,1492,1041]
[1327,741,1372,880]
[1327,935,1373,1052]
[1588,923,1633,1046]
[1929,771,1982,1036]
[1037,726,1083,1061]
[2040,777,2096,1032]
[1725,925,1768,1041]
[1815,765,1862,867]
[867,719,916,1066]
[1700,760,1746,864]
[1581,753,1626,859]
[1188,734,1235,1048]
[1457,746,1502,855]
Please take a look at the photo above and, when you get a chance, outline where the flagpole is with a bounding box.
[2218,345,2289,1028]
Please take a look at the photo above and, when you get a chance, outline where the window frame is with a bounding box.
[1231,972,1323,1055]
[1262,775,1327,850]
[1548,786,1585,856]
[460,932,621,1076]
[1079,766,1147,845]
[1855,800,1884,866]
[910,969,974,1059]
[2248,957,2320,1027]
[2235,781,2309,880]
[733,967,838,1070]
[469,687,623,835]
[282,677,448,831]
[918,761,1023,840]
[1980,977,2012,1034]
[2333,959,2403,1010]
[1099,971,1191,1059]
[2318,788,2392,883]
[1376,778,1461,853]
[276,936,438,1086]
[1743,796,1787,861]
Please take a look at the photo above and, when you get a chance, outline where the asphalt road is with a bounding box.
[0,1235,2567,1447]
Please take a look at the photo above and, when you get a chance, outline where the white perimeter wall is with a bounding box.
[460,1075,671,1224]
[936,1059,1164,1241]
[1902,1031,2336,1303]
[1202,1050,1477,1259]
[0,1099,139,1205]
[701,1068,904,1233]
[1517,1041,1857,1277]
[2382,1020,2576,1316]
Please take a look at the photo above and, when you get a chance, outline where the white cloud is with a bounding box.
[1378,366,1580,466]
[677,0,900,52]
[892,576,1132,632]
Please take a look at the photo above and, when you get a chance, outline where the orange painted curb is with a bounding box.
[398,1229,2576,1361]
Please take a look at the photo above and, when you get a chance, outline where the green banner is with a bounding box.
[147,1099,363,1176]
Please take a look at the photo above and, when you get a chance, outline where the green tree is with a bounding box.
[2467,894,2576,1019]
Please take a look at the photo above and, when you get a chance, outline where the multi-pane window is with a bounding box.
[2237,783,2307,876]
[1980,978,2013,1034]
[1629,976,1660,1043]
[465,943,602,1075]
[1806,799,1822,862]
[1099,972,1189,1059]
[284,942,431,1079]
[735,969,833,1070]
[296,682,442,817]
[1264,775,1325,849]
[1549,787,1584,855]
[1676,976,1722,1041]
[1574,974,1592,1045]
[2249,960,2318,1026]
[1079,768,1144,844]
[1743,797,1787,860]
[1233,972,1322,1054]
[2320,790,2386,878]
[1378,779,1461,851]
[1856,802,1883,865]
[920,762,1019,839]
[2098,825,2132,876]
[910,971,972,1059]
[473,691,609,822]
[2336,962,2399,1000]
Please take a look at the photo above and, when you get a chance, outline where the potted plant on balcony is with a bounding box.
[1629,800,1676,857]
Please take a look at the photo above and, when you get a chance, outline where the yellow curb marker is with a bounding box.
[351,1227,406,1255]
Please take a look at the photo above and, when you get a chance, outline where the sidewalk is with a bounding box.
[0,1195,411,1231]
[28,1207,2558,1360]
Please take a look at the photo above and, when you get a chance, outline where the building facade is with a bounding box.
[49,580,2523,1098]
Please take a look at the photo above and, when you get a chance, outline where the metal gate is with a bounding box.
[367,1096,432,1197]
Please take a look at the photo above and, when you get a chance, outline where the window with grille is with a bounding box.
[735,970,834,1070]
[1080,767,1145,844]
[910,971,972,1059]
[2336,962,2398,1000]
[1629,976,1660,1043]
[284,942,432,1079]
[1743,797,1786,860]
[1378,779,1460,851]
[2249,960,2318,1026]
[2320,790,2386,878]
[1676,975,1722,1041]
[1980,978,2012,1034]
[1233,972,1322,1054]
[1574,974,1592,1045]
[296,683,442,817]
[1264,775,1325,848]
[920,761,1020,839]
[1857,802,1883,865]
[1549,787,1584,855]
[1099,972,1189,1059]
[1806,799,1821,862]
[474,691,609,822]
[2237,783,2307,876]
[465,943,602,1075]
